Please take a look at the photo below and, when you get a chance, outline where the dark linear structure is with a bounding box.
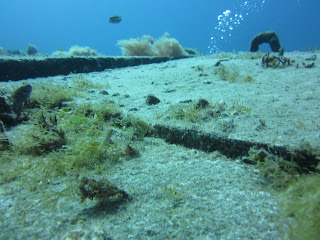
[0,56,181,82]
[154,125,319,173]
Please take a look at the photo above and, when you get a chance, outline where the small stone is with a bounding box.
[146,94,160,105]
[99,90,109,95]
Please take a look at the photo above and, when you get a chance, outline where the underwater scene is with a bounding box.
[0,0,320,239]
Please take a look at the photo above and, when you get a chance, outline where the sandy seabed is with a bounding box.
[0,51,319,239]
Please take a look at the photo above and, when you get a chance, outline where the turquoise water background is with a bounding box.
[0,0,319,55]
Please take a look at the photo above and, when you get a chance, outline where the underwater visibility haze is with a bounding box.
[0,0,319,55]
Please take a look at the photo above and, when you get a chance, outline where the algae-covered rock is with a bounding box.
[79,177,129,203]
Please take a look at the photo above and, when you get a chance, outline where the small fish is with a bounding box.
[108,15,123,24]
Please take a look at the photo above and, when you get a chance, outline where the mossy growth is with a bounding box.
[167,98,251,124]
[29,75,109,109]
[30,83,74,109]
[231,98,252,115]
[215,64,256,83]
[0,78,158,230]
[13,109,66,155]
[71,74,109,91]
[245,144,320,239]
[44,129,121,176]
[168,99,220,123]
[0,93,151,205]
[113,114,156,140]
[246,147,300,190]
[0,150,31,184]
[215,64,240,82]
[44,103,128,173]
[279,174,320,240]
[242,75,256,83]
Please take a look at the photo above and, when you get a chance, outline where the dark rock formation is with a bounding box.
[250,31,281,52]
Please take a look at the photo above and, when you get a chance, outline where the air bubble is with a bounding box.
[208,0,268,53]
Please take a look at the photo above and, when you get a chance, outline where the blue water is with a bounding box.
[0,0,319,55]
